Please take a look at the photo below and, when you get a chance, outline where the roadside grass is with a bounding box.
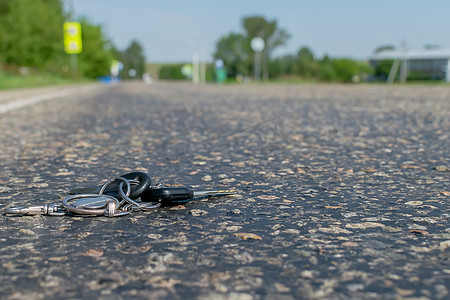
[0,71,91,90]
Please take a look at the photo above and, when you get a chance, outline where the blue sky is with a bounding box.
[73,0,450,63]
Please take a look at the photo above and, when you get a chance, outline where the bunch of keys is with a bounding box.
[3,172,236,217]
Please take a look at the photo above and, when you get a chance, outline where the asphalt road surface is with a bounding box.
[0,82,449,300]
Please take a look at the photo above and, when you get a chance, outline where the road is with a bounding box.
[0,82,449,299]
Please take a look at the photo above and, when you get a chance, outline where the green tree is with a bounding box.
[213,32,250,78]
[294,46,318,78]
[78,17,114,78]
[214,15,290,80]
[0,0,11,15]
[371,45,396,81]
[331,58,372,82]
[0,0,66,69]
[158,64,185,80]
[317,55,336,82]
[0,0,118,79]
[120,40,146,79]
[242,16,290,80]
[269,54,296,78]
[424,44,440,50]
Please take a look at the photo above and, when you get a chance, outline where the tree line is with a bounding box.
[0,0,145,79]
[158,16,373,83]
[212,16,371,83]
[0,2,419,83]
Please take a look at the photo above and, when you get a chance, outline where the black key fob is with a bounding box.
[141,187,194,206]
[104,172,152,199]
[70,171,152,200]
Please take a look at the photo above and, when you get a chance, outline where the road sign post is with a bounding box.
[251,37,265,81]
[64,22,82,77]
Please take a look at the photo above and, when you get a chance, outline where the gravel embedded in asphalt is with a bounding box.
[0,82,449,299]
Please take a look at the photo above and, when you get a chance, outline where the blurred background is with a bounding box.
[1,0,450,88]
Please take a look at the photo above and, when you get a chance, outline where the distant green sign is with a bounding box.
[181,64,193,78]
[64,22,82,54]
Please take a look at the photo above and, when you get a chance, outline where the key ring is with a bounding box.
[118,181,161,211]
[62,194,120,216]
[87,177,160,213]
[62,177,133,217]
[95,172,151,200]
[99,176,134,216]
[99,176,131,197]
[3,171,236,218]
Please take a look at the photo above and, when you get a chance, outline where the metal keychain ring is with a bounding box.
[110,209,132,217]
[135,202,161,211]
[99,176,131,197]
[103,201,132,217]
[117,179,139,208]
[118,181,141,207]
[121,172,152,199]
[99,172,151,200]
[62,194,119,215]
[118,182,161,211]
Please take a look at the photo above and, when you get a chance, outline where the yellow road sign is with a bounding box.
[64,22,82,54]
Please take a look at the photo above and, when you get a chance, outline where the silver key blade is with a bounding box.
[193,190,237,197]
[3,204,66,216]
[3,206,46,215]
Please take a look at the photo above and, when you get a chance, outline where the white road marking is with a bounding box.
[0,85,99,114]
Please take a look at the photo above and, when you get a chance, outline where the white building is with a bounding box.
[370,48,450,82]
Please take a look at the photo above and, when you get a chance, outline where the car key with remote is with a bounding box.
[141,187,236,206]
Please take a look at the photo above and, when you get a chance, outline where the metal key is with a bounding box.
[3,172,236,217]
[69,171,151,200]
[62,194,123,216]
[140,187,236,206]
[3,204,66,216]
[4,177,134,217]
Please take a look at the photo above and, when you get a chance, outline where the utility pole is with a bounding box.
[400,41,408,83]
[387,60,400,84]
[193,52,199,84]
[251,37,265,81]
